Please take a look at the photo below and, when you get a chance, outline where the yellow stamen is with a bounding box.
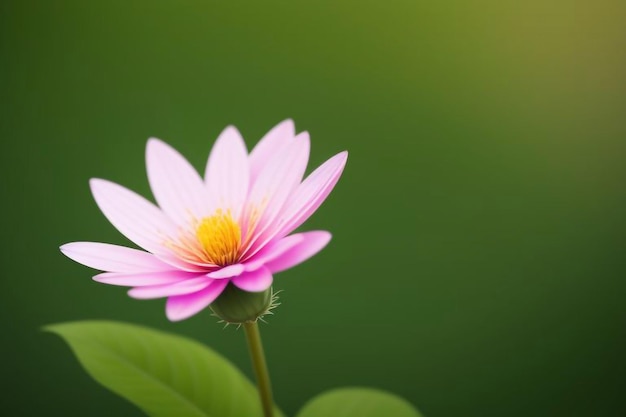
[195,209,241,266]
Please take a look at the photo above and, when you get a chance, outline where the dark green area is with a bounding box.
[1,1,625,416]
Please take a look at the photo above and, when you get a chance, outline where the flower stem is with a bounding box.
[243,321,274,417]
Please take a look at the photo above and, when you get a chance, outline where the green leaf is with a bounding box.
[296,387,423,417]
[44,320,284,417]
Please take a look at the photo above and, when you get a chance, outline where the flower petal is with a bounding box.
[205,126,249,214]
[231,266,273,292]
[146,138,209,225]
[93,270,193,286]
[165,279,229,321]
[265,231,332,274]
[60,242,172,273]
[247,132,309,219]
[276,151,348,238]
[206,263,245,279]
[242,132,310,257]
[243,151,346,258]
[249,119,295,180]
[89,178,178,256]
[128,277,212,299]
[243,234,304,271]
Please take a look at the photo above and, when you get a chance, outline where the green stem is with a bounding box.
[243,321,274,417]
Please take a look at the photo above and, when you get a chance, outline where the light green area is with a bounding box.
[45,321,284,417]
[297,388,422,417]
[1,1,625,416]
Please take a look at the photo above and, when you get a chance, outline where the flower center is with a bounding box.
[196,210,241,266]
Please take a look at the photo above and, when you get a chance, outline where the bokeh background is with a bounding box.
[1,1,625,416]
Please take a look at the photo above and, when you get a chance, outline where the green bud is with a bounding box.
[210,283,274,324]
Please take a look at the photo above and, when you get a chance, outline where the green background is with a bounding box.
[1,1,625,416]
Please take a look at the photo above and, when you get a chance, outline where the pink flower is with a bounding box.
[61,120,347,321]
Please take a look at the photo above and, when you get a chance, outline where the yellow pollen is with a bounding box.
[195,210,241,266]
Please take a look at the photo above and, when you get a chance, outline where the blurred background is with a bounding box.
[1,1,625,416]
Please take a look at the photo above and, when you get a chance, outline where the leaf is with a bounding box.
[45,320,284,417]
[296,387,423,417]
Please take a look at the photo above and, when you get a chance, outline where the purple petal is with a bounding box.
[242,132,310,258]
[276,151,347,237]
[207,263,245,279]
[146,138,209,225]
[165,279,229,321]
[204,126,249,215]
[60,242,171,273]
[128,277,212,299]
[89,178,178,256]
[265,231,332,273]
[244,151,346,257]
[231,266,273,292]
[249,119,295,180]
[93,270,193,286]
[242,234,304,271]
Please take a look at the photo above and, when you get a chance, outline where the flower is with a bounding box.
[61,120,347,321]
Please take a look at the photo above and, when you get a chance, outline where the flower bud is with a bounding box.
[210,283,274,324]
